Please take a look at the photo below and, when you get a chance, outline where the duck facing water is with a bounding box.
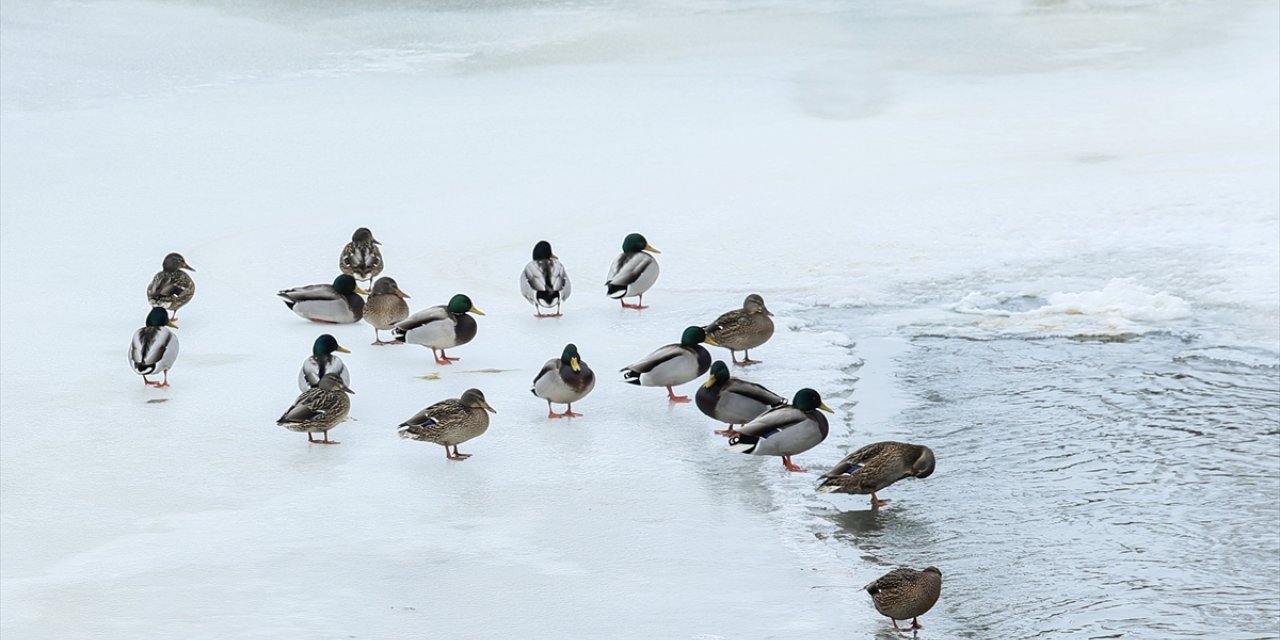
[817,441,936,508]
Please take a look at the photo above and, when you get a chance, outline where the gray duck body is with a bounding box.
[695,371,784,426]
[865,566,942,624]
[532,358,596,405]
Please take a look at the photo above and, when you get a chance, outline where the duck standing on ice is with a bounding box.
[621,326,713,402]
[605,233,660,309]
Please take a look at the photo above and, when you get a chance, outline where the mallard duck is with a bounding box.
[621,326,713,402]
[392,294,484,365]
[696,360,784,437]
[128,307,179,387]
[532,343,596,418]
[520,240,571,317]
[276,373,354,445]
[398,388,496,460]
[146,252,196,319]
[816,441,936,508]
[297,334,351,392]
[339,227,384,285]
[278,274,367,324]
[365,276,410,345]
[704,294,774,365]
[605,233,660,309]
[865,566,942,633]
[728,388,832,472]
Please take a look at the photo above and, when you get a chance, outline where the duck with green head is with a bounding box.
[728,388,833,472]
[392,294,485,365]
[605,233,660,309]
[521,240,571,317]
[277,373,354,445]
[532,343,596,418]
[621,326,713,402]
[278,274,367,323]
[365,276,411,344]
[146,252,196,320]
[298,334,351,392]
[696,360,785,437]
[129,306,180,388]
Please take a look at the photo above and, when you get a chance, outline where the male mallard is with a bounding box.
[704,294,774,365]
[816,441,936,508]
[621,326,713,402]
[128,306,179,387]
[146,252,196,319]
[606,233,660,309]
[728,388,833,472]
[398,388,496,460]
[865,566,942,633]
[339,227,384,286]
[278,274,367,323]
[298,333,351,392]
[276,373,354,445]
[532,343,596,418]
[695,360,784,437]
[520,240,571,317]
[392,294,484,365]
[365,276,411,345]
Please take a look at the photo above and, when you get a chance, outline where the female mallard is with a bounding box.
[278,274,367,323]
[365,276,410,345]
[621,326,713,402]
[520,240,571,317]
[339,227,384,285]
[816,441,936,508]
[728,388,833,472]
[695,360,784,437]
[128,307,179,387]
[398,388,496,460]
[146,252,196,319]
[532,343,596,418]
[606,233,660,309]
[297,334,351,392]
[865,566,942,633]
[704,294,774,365]
[392,294,484,365]
[276,373,354,445]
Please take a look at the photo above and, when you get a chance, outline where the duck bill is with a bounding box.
[819,403,834,413]
[335,345,351,353]
[703,335,720,347]
[644,244,661,254]
[344,386,357,395]
[397,289,411,299]
[355,286,370,295]
[570,357,581,372]
[483,402,497,414]
[551,253,560,260]
[182,264,196,272]
[166,320,179,329]
[470,307,486,316]
[703,374,717,388]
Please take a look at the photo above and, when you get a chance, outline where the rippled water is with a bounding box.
[809,314,1280,638]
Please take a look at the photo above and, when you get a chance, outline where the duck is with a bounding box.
[128,306,179,387]
[865,566,943,633]
[703,294,774,365]
[532,343,596,418]
[621,326,713,402]
[146,252,196,319]
[695,360,784,437]
[727,388,833,472]
[398,388,496,461]
[339,227,384,286]
[605,233,660,309]
[364,276,411,345]
[392,294,484,365]
[520,240,571,317]
[816,441,936,508]
[297,334,351,392]
[276,373,354,445]
[278,274,367,323]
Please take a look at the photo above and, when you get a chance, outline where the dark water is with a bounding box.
[810,318,1280,638]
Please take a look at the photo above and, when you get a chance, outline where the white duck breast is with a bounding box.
[280,284,364,323]
[129,326,179,375]
[297,355,350,392]
[394,306,475,349]
[736,406,830,457]
[532,359,596,404]
[606,252,659,298]
[623,344,710,387]
[521,259,571,308]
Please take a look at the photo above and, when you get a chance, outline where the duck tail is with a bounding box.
[606,284,628,298]
[727,434,758,454]
[621,368,641,385]
[536,290,558,305]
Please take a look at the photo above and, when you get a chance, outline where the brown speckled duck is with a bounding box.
[816,442,936,508]
[146,252,196,319]
[397,388,496,461]
[703,294,774,366]
[276,373,354,445]
[364,276,410,345]
[865,566,942,633]
[339,227,384,286]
